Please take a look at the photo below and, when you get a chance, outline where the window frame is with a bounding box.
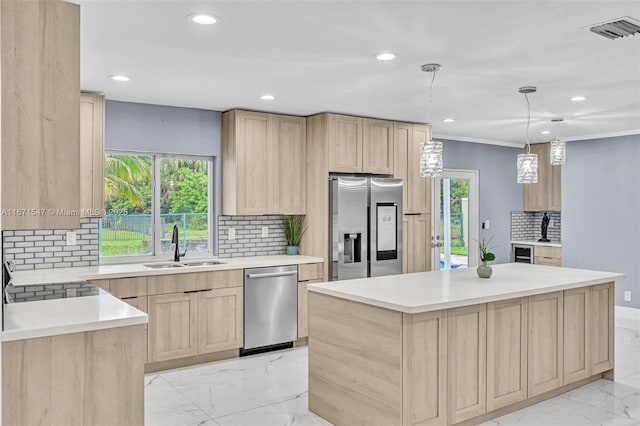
[100,150,215,264]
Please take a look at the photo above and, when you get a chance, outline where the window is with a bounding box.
[100,153,212,260]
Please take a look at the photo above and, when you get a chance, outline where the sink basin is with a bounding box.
[180,261,226,267]
[143,263,185,269]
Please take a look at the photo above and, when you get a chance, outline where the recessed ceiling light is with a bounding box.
[541,130,551,135]
[109,75,130,82]
[571,96,587,102]
[442,118,457,123]
[375,52,396,61]
[188,14,220,25]
[260,94,275,100]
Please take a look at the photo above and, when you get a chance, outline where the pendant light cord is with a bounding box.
[428,70,436,125]
[524,92,531,154]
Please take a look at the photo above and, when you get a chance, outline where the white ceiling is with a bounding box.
[79,0,640,147]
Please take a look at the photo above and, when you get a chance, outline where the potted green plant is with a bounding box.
[477,236,496,278]
[282,215,308,255]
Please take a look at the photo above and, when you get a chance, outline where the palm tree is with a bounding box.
[104,155,151,209]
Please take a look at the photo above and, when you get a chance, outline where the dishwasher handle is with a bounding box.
[246,271,298,279]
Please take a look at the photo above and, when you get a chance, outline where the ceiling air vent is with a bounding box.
[589,16,640,40]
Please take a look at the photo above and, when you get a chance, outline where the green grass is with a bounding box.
[100,228,208,257]
[440,246,469,256]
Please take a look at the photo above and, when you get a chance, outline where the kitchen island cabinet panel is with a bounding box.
[447,304,487,424]
[590,282,614,374]
[563,287,590,384]
[528,291,564,397]
[487,298,528,411]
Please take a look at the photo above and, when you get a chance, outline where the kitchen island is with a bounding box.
[307,263,624,426]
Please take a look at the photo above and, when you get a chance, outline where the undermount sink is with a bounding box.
[143,263,185,269]
[180,261,226,267]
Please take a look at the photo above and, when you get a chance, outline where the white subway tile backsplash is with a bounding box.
[218,215,288,258]
[511,211,561,242]
[2,219,100,270]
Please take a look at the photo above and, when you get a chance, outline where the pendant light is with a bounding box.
[419,63,444,177]
[516,86,538,184]
[550,118,566,165]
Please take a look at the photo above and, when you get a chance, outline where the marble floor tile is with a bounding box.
[145,373,217,426]
[147,321,640,426]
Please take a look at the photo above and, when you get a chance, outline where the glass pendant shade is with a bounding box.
[550,138,566,165]
[419,139,443,177]
[517,153,538,183]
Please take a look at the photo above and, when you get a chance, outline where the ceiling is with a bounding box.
[78,0,640,147]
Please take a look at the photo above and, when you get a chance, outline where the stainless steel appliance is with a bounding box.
[243,265,298,351]
[511,244,534,263]
[329,176,403,280]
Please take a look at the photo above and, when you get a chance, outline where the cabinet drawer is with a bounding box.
[110,277,147,298]
[147,270,243,295]
[298,263,323,281]
[89,279,110,292]
[535,256,561,267]
[534,246,561,259]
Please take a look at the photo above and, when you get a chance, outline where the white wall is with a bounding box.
[562,134,640,308]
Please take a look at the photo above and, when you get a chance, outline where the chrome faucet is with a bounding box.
[171,225,186,262]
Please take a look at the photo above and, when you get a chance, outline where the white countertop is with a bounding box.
[307,263,623,314]
[511,240,562,248]
[2,291,148,342]
[10,255,325,286]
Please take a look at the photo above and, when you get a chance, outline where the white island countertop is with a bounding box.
[308,263,624,314]
[3,291,148,342]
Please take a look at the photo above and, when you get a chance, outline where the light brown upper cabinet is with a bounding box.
[222,110,306,215]
[328,114,363,173]
[404,213,432,273]
[394,122,432,214]
[80,93,105,217]
[362,118,394,174]
[523,143,561,211]
[1,0,80,229]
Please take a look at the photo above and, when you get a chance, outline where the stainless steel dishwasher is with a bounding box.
[243,265,298,352]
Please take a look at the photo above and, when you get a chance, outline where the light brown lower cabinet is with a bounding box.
[402,310,447,426]
[590,283,614,374]
[528,291,564,397]
[148,287,245,363]
[563,287,590,384]
[486,298,528,411]
[447,304,487,424]
[298,278,322,339]
[148,292,199,362]
[198,287,243,353]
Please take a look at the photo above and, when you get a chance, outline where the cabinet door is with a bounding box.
[564,287,590,384]
[1,0,80,230]
[298,278,322,339]
[79,93,105,217]
[148,292,198,362]
[394,122,412,214]
[523,143,549,211]
[122,296,149,362]
[403,310,447,426]
[198,287,243,354]
[363,118,394,174]
[487,298,528,411]
[590,283,614,375]
[549,161,562,211]
[448,304,486,424]
[329,114,363,173]
[528,291,563,396]
[272,115,306,214]
[236,111,273,214]
[402,215,410,273]
[408,214,432,273]
[411,125,432,214]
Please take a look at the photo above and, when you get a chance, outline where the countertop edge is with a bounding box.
[308,272,625,314]
[510,240,562,248]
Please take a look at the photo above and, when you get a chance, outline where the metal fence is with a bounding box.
[99,213,208,242]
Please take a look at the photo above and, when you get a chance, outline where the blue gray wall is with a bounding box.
[442,139,523,264]
[562,134,640,308]
[105,100,222,250]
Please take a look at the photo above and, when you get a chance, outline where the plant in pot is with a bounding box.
[477,236,496,278]
[282,215,308,256]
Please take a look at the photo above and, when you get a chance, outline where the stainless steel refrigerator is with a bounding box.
[329,176,403,280]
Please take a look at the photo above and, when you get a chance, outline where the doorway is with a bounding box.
[432,170,479,270]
